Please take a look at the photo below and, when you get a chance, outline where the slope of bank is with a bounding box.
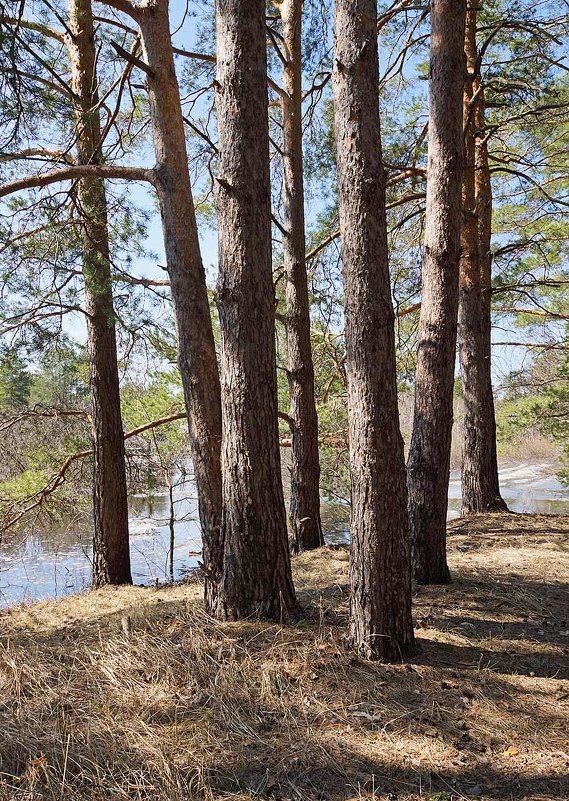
[1,513,568,801]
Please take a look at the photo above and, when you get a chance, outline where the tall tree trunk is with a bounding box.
[459,8,508,514]
[278,0,324,551]
[212,0,298,621]
[67,0,131,586]
[136,1,224,608]
[407,0,466,584]
[474,96,506,510]
[332,0,414,661]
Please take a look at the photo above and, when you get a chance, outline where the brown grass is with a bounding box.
[1,513,568,801]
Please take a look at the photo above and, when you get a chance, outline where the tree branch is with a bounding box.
[0,165,156,198]
[304,193,425,263]
[98,0,139,20]
[0,14,65,42]
[492,341,569,350]
[0,148,74,165]
[0,406,90,434]
[0,411,189,532]
[110,39,153,76]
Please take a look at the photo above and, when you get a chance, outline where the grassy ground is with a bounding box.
[0,513,568,801]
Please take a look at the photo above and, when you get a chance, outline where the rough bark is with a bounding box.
[459,9,508,515]
[137,1,224,608]
[407,0,466,584]
[67,0,131,586]
[212,0,298,621]
[332,0,414,661]
[279,0,324,552]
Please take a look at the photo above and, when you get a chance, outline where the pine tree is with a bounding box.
[212,0,298,621]
[333,0,414,660]
[407,0,467,583]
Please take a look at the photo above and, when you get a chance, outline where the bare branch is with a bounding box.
[0,148,74,164]
[97,0,139,20]
[110,38,153,76]
[0,410,189,532]
[0,165,156,198]
[0,14,65,42]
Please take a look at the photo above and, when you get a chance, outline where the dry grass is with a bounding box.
[1,513,568,801]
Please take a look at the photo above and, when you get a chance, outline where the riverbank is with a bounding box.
[2,461,568,606]
[1,513,568,801]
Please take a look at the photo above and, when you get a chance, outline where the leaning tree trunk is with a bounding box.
[67,0,131,586]
[407,0,466,584]
[279,0,324,551]
[212,0,298,621]
[458,8,508,515]
[332,0,414,661]
[136,1,224,609]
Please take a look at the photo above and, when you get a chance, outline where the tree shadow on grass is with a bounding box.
[447,512,569,545]
[211,733,569,800]
[1,517,568,800]
[412,567,569,673]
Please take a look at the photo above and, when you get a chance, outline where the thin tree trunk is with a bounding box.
[213,0,298,621]
[136,1,224,608]
[475,99,506,510]
[279,0,324,551]
[332,0,414,661]
[459,8,508,514]
[67,0,131,586]
[168,479,175,582]
[407,0,466,584]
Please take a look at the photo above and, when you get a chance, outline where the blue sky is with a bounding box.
[4,0,557,385]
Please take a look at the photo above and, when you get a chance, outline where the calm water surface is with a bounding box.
[1,463,567,607]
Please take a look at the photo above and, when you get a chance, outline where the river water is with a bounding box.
[1,462,567,608]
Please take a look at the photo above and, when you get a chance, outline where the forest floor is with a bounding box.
[0,513,568,801]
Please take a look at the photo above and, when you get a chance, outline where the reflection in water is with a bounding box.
[326,462,569,542]
[0,476,203,608]
[1,463,567,607]
[447,463,569,520]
